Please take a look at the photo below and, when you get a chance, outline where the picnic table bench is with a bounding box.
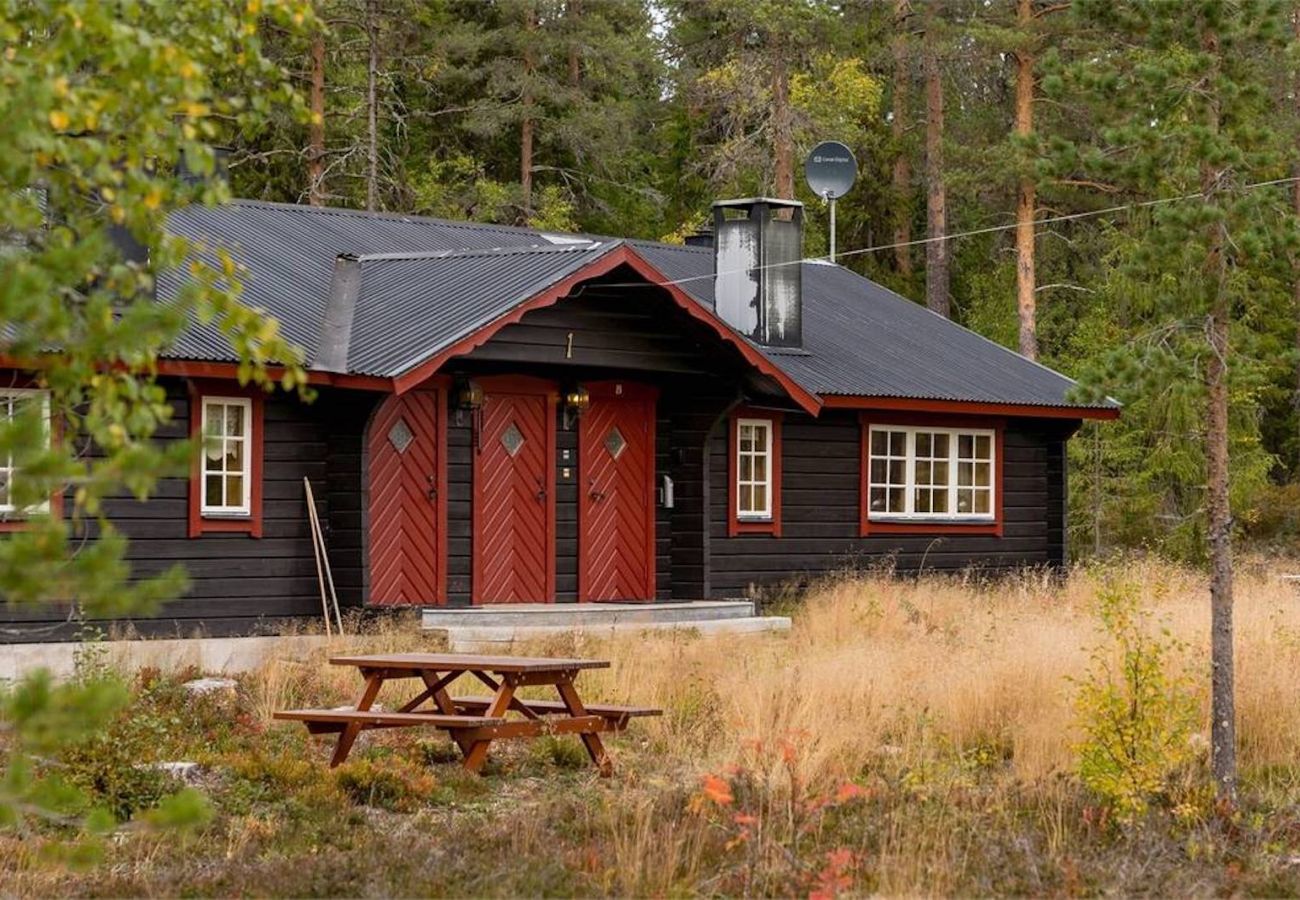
[274,652,660,775]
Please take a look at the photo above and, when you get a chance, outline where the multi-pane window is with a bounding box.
[867,425,994,520]
[736,418,773,519]
[200,397,252,516]
[0,389,50,515]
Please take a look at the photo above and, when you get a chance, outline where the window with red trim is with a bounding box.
[188,384,263,538]
[0,388,60,530]
[859,415,1003,537]
[728,409,782,537]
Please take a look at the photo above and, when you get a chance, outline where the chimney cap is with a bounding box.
[712,197,804,211]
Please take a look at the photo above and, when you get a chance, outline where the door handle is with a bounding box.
[536,476,547,502]
[427,475,437,501]
[587,478,605,502]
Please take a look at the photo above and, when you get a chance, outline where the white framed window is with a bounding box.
[867,425,995,521]
[736,418,773,520]
[200,396,252,516]
[0,389,51,515]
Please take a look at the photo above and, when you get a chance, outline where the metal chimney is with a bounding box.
[712,198,803,348]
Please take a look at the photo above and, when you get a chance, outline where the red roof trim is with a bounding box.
[391,243,823,416]
[822,394,1119,421]
[156,360,393,392]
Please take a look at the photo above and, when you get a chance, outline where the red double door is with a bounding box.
[368,379,655,606]
[472,378,655,604]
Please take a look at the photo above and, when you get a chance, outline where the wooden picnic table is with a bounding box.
[274,652,660,776]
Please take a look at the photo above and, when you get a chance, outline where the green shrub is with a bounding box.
[334,757,438,813]
[61,735,181,823]
[1072,577,1198,822]
[530,735,589,771]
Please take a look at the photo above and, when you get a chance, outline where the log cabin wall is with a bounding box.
[705,411,1076,597]
[1,380,375,641]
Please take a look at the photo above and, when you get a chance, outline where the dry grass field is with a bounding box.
[7,557,1300,896]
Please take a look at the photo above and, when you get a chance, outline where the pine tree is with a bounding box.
[1056,0,1296,801]
[923,0,950,317]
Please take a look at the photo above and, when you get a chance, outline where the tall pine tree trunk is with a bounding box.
[771,51,795,200]
[1201,18,1237,805]
[365,0,379,211]
[520,3,537,221]
[308,27,326,207]
[567,0,581,87]
[892,0,913,277]
[923,2,949,317]
[1293,7,1300,464]
[1014,0,1038,359]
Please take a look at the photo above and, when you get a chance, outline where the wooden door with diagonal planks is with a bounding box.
[472,379,556,603]
[579,384,656,602]
[367,390,444,605]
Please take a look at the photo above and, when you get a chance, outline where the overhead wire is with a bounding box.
[598,174,1300,290]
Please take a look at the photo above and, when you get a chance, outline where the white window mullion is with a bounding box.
[947,429,959,518]
[903,430,915,516]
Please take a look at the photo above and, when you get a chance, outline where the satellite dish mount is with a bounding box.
[804,141,858,263]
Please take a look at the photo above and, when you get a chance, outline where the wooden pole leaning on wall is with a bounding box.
[304,477,345,636]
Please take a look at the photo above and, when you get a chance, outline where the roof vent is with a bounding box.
[712,198,803,348]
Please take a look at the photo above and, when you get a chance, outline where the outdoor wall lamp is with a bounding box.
[455,379,484,411]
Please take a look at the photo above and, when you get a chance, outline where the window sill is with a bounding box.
[192,514,260,537]
[730,517,780,537]
[862,517,1001,537]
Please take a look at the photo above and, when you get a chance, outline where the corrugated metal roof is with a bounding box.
[344,243,615,377]
[161,199,564,363]
[160,199,1112,412]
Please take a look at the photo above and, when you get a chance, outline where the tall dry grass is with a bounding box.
[245,556,1300,789]
[598,558,1300,785]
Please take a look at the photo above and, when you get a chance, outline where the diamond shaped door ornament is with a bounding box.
[388,418,415,453]
[604,426,626,460]
[500,422,525,458]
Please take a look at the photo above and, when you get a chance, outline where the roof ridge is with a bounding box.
[227,198,560,238]
[629,238,711,255]
[350,241,608,264]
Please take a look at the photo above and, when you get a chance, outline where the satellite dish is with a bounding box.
[804,140,857,200]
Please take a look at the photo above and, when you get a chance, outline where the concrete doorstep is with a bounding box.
[439,615,793,653]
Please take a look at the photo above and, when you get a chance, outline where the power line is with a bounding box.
[608,174,1300,290]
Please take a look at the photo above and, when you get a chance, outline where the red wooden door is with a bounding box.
[472,380,556,604]
[579,384,656,602]
[367,390,444,605]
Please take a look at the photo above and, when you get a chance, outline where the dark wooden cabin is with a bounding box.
[1,197,1116,641]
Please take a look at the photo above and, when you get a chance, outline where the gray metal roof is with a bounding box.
[160,199,1112,412]
[343,243,615,377]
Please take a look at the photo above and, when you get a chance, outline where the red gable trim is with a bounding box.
[821,394,1119,421]
[390,243,824,416]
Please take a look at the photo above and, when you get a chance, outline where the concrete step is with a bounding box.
[421,600,755,631]
[439,615,792,652]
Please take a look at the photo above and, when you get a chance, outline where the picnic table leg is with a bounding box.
[556,677,612,777]
[330,670,383,768]
[461,676,516,774]
[423,670,471,755]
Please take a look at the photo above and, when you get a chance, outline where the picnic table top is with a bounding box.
[328,652,611,674]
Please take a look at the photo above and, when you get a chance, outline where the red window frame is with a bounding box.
[859,411,1004,538]
[188,380,264,538]
[0,379,63,532]
[727,407,783,538]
